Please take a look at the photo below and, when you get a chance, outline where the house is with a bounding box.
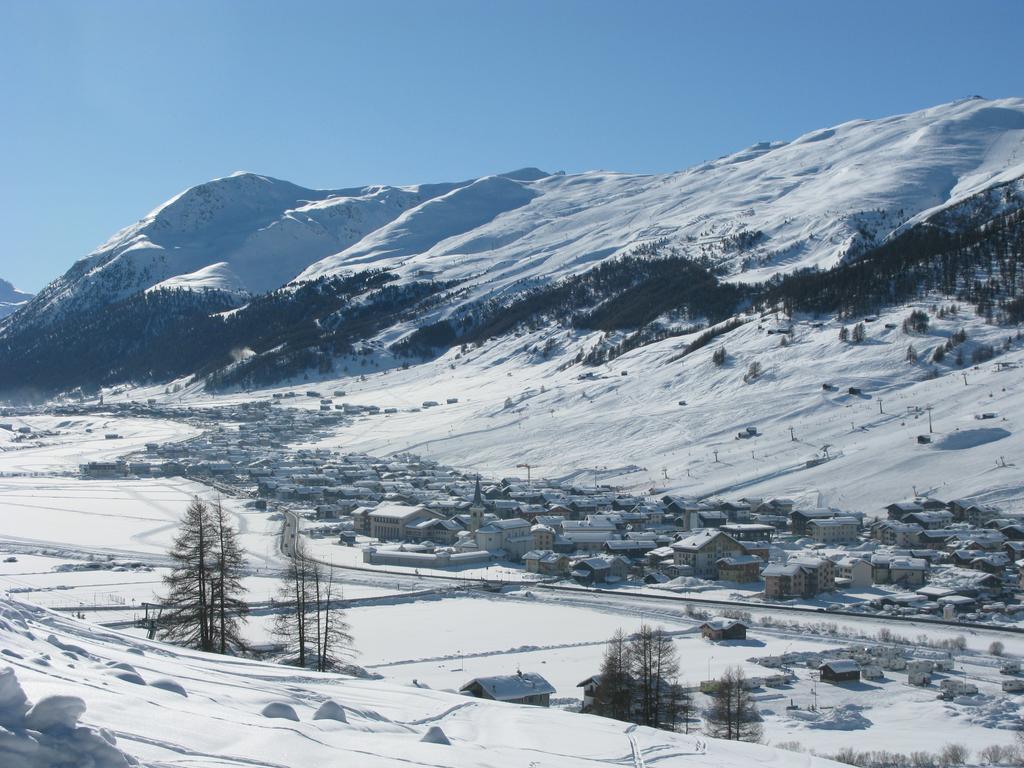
[571,556,629,585]
[577,675,602,711]
[820,659,860,684]
[522,550,570,576]
[531,524,556,550]
[872,520,923,547]
[834,556,873,588]
[904,510,954,530]
[720,523,776,542]
[460,672,554,707]
[700,618,748,641]
[763,556,835,598]
[885,501,924,521]
[716,555,762,582]
[807,516,860,544]
[790,508,841,536]
[671,531,747,579]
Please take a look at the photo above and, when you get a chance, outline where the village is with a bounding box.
[56,393,1024,627]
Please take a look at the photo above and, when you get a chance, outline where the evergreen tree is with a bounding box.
[161,498,214,651]
[627,624,680,730]
[209,499,249,654]
[704,666,762,742]
[161,498,248,654]
[839,326,849,342]
[594,628,632,720]
[851,322,866,343]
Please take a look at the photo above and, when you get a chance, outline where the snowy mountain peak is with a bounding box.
[0,277,33,319]
[5,97,1024,350]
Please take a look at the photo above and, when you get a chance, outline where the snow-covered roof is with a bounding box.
[460,672,555,701]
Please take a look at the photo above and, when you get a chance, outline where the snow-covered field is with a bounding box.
[0,415,197,475]
[0,598,850,768]
[340,587,1024,755]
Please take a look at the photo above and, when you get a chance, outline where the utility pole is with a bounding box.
[926,405,934,433]
[789,426,796,442]
[516,463,533,485]
[878,399,884,415]
[713,450,719,463]
[962,373,968,386]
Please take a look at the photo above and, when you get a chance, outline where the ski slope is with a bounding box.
[250,298,1024,518]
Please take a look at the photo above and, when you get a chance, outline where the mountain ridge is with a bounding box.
[2,97,1024,395]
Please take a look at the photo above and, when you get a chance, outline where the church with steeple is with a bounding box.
[469,475,485,533]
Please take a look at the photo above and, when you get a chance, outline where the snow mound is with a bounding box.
[148,678,187,697]
[261,702,300,721]
[420,725,451,745]
[934,428,1011,450]
[312,700,347,722]
[0,666,30,728]
[25,695,87,732]
[0,667,138,767]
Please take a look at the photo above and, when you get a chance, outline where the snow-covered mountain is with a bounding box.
[0,279,33,320]
[9,97,1024,327]
[2,96,1024,397]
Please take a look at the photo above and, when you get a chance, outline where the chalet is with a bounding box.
[806,516,860,544]
[871,520,923,547]
[604,540,657,559]
[999,524,1024,541]
[522,550,570,576]
[763,556,835,598]
[577,675,602,711]
[904,510,954,530]
[790,508,840,536]
[460,672,554,707]
[700,618,748,641]
[671,531,747,579]
[720,523,776,542]
[571,556,629,585]
[531,524,556,550]
[716,555,762,582]
[834,556,873,587]
[819,659,860,684]
[885,501,924,521]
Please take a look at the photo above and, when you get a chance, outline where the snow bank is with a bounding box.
[261,702,300,721]
[312,700,346,722]
[0,666,137,768]
[420,725,451,744]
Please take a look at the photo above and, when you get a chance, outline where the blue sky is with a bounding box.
[1,0,1022,291]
